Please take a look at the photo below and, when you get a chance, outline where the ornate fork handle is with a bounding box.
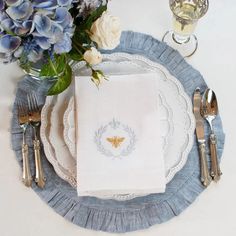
[27,92,46,188]
[22,142,32,187]
[33,127,46,188]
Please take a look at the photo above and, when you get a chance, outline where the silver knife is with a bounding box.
[193,88,212,187]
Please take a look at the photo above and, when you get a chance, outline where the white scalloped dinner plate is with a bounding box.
[41,87,77,188]
[40,53,195,199]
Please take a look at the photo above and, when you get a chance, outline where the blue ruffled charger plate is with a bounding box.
[11,31,225,233]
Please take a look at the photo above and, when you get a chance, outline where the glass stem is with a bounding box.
[172,33,190,44]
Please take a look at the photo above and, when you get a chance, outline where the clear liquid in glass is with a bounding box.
[172,2,202,42]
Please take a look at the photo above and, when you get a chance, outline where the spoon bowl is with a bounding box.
[202,89,218,128]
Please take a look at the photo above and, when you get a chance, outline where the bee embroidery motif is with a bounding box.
[106,136,125,148]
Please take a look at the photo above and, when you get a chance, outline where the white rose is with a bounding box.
[83,47,102,65]
[90,11,121,50]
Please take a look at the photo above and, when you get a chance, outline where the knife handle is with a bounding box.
[209,133,222,182]
[199,142,212,187]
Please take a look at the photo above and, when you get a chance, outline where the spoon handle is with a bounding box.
[209,133,222,182]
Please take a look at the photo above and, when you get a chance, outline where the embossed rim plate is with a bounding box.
[63,97,76,158]
[40,53,195,199]
[41,89,77,188]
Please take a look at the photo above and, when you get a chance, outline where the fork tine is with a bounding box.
[27,93,33,112]
[16,100,21,115]
[28,92,37,112]
[22,102,28,115]
[32,92,39,111]
[30,93,35,112]
[31,93,36,111]
[17,100,23,116]
[30,93,34,111]
[19,102,24,116]
[27,94,31,112]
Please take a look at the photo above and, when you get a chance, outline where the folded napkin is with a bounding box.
[75,73,166,197]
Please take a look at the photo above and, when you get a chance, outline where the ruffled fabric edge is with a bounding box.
[11,31,225,233]
[32,171,205,233]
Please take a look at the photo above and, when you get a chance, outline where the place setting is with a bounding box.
[1,0,225,233]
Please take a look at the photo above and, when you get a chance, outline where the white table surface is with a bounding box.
[1,0,236,235]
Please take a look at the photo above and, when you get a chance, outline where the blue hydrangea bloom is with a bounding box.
[0,0,77,63]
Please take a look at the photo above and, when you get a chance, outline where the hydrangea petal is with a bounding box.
[27,48,43,62]
[6,0,23,7]
[13,45,23,57]
[0,12,8,21]
[1,18,15,32]
[34,14,52,36]
[32,0,58,10]
[0,35,21,53]
[6,1,33,21]
[55,7,73,28]
[47,23,64,44]
[57,0,72,7]
[54,33,72,54]
[15,26,29,35]
[35,37,51,50]
[0,0,5,10]
[22,20,33,31]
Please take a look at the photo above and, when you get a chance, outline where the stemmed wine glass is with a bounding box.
[162,0,209,58]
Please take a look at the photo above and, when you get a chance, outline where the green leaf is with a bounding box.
[39,60,54,77]
[47,65,72,96]
[40,54,66,77]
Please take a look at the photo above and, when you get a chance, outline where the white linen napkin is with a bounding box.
[75,73,166,197]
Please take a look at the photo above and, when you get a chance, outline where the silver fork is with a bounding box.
[27,92,46,188]
[16,100,32,187]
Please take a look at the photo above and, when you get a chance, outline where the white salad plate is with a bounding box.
[40,53,195,199]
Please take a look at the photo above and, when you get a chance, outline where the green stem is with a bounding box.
[86,62,93,70]
[72,39,87,51]
[73,43,84,56]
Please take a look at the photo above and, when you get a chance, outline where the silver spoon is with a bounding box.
[202,88,222,182]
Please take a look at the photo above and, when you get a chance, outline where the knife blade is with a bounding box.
[193,88,211,187]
